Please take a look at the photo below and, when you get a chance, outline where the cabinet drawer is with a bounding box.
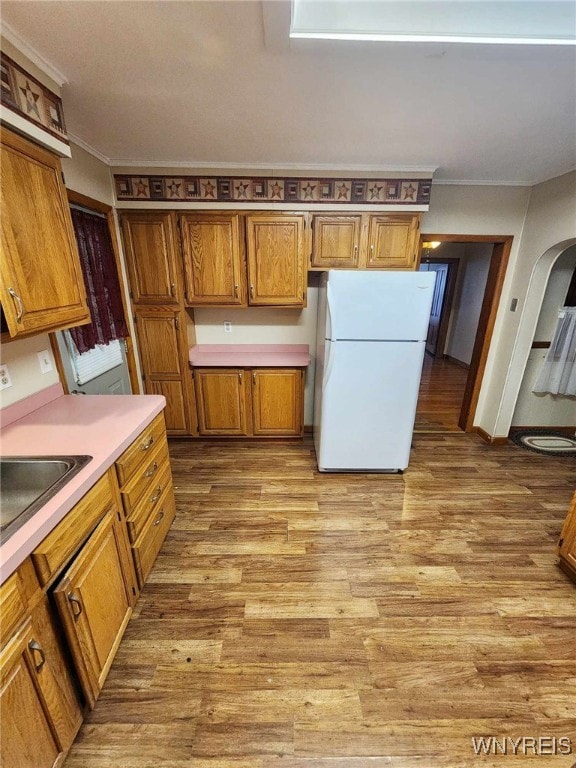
[31,472,113,587]
[132,484,175,588]
[118,435,169,508]
[0,572,26,648]
[126,459,172,544]
[115,413,166,486]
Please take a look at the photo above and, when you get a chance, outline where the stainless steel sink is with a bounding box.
[0,456,92,542]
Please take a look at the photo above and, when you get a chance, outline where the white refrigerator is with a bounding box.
[313,270,436,472]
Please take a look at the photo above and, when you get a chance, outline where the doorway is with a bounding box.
[50,190,139,395]
[415,234,512,433]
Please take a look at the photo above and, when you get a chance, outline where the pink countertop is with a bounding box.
[189,344,311,367]
[0,388,166,582]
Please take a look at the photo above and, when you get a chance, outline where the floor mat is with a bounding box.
[510,429,576,456]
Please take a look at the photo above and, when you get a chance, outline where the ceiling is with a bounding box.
[1,0,575,184]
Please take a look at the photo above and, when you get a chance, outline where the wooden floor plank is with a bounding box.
[64,362,575,767]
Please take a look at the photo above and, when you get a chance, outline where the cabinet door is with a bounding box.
[195,369,249,435]
[365,214,420,270]
[0,128,90,337]
[311,215,362,269]
[180,213,246,305]
[252,368,304,436]
[120,212,179,304]
[559,491,576,575]
[53,510,133,708]
[1,619,60,768]
[245,215,305,306]
[134,309,195,435]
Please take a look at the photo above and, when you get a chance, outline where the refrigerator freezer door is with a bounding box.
[326,270,435,341]
[316,339,425,471]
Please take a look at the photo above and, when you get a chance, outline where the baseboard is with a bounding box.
[509,426,576,435]
[443,354,470,370]
[473,426,509,445]
[558,557,576,585]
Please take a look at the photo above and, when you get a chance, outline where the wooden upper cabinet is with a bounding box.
[180,213,246,305]
[120,212,180,304]
[311,215,362,269]
[310,212,421,271]
[366,214,420,269]
[0,127,90,338]
[245,215,306,306]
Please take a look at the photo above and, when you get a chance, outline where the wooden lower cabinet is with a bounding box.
[194,367,304,437]
[559,491,576,582]
[53,510,134,708]
[0,413,176,764]
[0,602,83,768]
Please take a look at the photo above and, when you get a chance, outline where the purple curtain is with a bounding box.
[69,208,128,354]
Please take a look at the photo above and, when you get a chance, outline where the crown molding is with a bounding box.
[0,22,68,88]
[68,132,111,165]
[109,159,438,175]
[433,178,533,187]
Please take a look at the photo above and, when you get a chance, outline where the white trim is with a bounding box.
[0,22,68,87]
[110,159,438,175]
[433,178,534,187]
[68,132,111,165]
[0,107,71,157]
[113,201,429,212]
[290,32,576,46]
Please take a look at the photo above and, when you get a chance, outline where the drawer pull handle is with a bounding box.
[68,592,83,619]
[141,436,154,451]
[150,485,163,504]
[8,287,24,322]
[145,461,159,478]
[28,640,46,672]
[153,510,165,527]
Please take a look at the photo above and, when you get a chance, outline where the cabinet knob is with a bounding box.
[253,372,256,384]
[28,639,46,672]
[145,461,159,478]
[234,284,239,298]
[170,282,176,297]
[67,591,83,619]
[250,284,255,299]
[238,371,243,382]
[8,287,24,322]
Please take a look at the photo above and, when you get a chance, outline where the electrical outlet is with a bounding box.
[224,321,232,333]
[38,349,53,374]
[0,364,13,390]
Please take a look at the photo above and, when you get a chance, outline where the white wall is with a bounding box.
[491,171,576,436]
[422,183,532,434]
[61,143,114,205]
[0,336,59,407]
[511,245,576,427]
[443,244,492,365]
[194,276,320,425]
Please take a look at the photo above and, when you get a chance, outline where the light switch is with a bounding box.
[38,349,53,374]
[224,322,232,333]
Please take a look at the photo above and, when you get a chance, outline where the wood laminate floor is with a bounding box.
[64,435,576,768]
[415,355,469,433]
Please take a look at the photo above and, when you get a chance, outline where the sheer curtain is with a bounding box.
[532,307,576,396]
[69,207,128,354]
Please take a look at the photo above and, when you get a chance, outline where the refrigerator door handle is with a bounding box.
[326,282,336,341]
[323,341,335,392]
